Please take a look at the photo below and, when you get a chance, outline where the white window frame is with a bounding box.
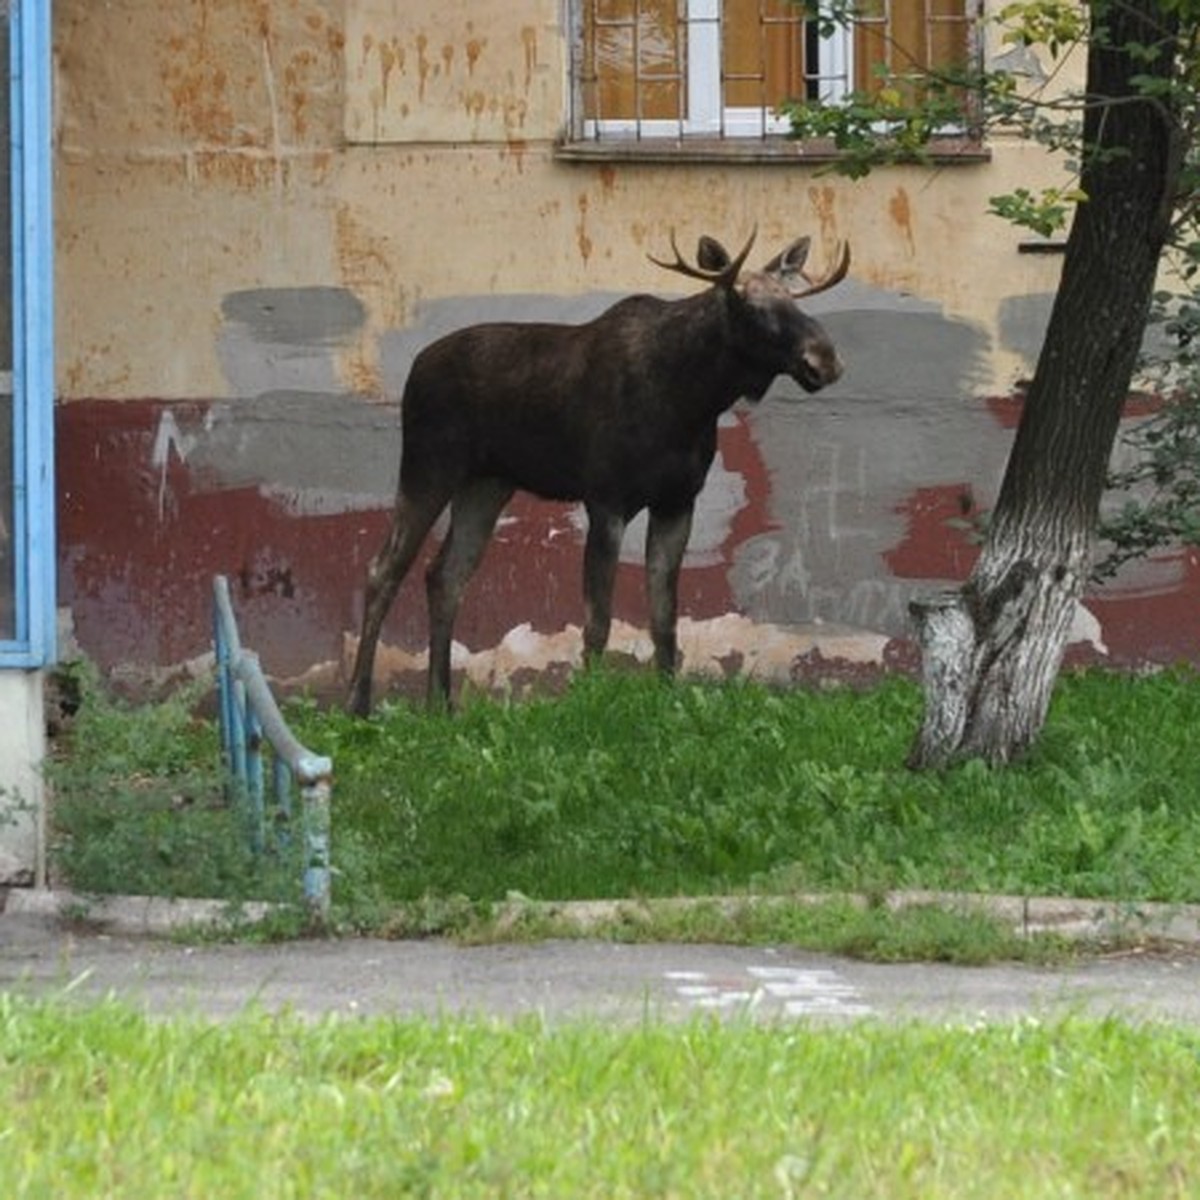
[580,0,855,141]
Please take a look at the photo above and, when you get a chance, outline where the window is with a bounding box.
[571,0,977,143]
[0,0,54,666]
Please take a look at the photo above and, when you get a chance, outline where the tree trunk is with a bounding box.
[909,0,1182,767]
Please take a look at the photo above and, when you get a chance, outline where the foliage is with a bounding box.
[46,664,303,905]
[785,0,1198,236]
[3,995,1200,1198]
[1098,247,1200,575]
[987,185,1088,239]
[780,76,970,178]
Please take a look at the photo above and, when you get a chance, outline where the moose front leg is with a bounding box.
[646,505,694,675]
[582,504,627,665]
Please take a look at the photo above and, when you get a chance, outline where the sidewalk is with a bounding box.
[4,887,1200,1025]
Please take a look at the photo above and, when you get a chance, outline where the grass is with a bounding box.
[368,893,1079,966]
[1,993,1198,1198]
[293,667,1200,913]
[46,664,1200,950]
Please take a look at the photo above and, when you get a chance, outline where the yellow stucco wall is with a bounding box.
[62,1,1170,696]
[55,0,1082,404]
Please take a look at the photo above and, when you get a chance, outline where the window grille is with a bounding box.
[571,0,977,143]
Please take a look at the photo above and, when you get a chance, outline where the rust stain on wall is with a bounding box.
[888,186,916,256]
[161,29,242,147]
[576,193,594,264]
[520,25,538,90]
[190,150,281,189]
[416,33,431,101]
[335,206,394,290]
[807,185,839,248]
[467,35,485,74]
[502,139,529,173]
[333,205,397,391]
[344,7,555,144]
[377,38,405,105]
[151,2,342,155]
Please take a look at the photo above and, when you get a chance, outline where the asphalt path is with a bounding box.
[3,906,1200,1025]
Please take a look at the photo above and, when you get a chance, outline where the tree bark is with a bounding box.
[909,0,1183,767]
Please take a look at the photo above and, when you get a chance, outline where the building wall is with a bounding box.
[0,671,45,883]
[53,1,1197,697]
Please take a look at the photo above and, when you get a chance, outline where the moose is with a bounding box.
[346,229,849,715]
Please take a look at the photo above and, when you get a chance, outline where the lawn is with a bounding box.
[47,664,1200,937]
[2,994,1197,1199]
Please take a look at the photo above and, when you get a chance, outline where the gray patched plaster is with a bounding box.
[222,287,367,347]
[218,286,367,399]
[997,292,1054,367]
[207,286,397,513]
[734,307,1000,636]
[999,289,1172,383]
[156,392,400,516]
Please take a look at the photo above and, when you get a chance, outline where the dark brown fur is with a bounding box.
[347,232,847,713]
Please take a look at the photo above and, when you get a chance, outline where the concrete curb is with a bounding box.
[3,888,277,936]
[6,886,1200,946]
[500,891,1200,946]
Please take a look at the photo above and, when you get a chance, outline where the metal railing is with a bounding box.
[212,575,332,922]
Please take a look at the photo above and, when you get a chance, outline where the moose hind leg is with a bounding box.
[582,505,627,665]
[347,490,447,716]
[425,478,514,707]
[646,506,694,675]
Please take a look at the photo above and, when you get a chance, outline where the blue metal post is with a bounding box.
[0,0,54,667]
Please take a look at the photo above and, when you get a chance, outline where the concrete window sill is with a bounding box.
[554,136,992,167]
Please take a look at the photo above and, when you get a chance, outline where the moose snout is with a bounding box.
[798,343,844,392]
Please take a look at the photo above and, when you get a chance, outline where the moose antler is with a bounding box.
[647,227,758,289]
[788,241,851,300]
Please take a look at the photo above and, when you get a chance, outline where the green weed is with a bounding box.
[47,664,303,905]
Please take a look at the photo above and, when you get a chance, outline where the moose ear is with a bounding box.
[762,236,812,280]
[696,236,732,273]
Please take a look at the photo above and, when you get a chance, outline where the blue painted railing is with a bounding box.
[212,575,332,921]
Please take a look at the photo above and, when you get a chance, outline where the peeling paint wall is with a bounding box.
[53,1,1196,694]
[344,0,561,145]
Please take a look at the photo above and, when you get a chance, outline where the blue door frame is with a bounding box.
[1,0,53,668]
